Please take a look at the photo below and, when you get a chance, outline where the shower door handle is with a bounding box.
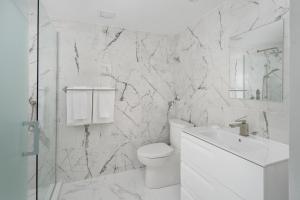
[22,121,40,156]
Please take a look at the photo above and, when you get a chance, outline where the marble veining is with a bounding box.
[262,111,270,139]
[55,21,178,183]
[74,42,80,73]
[58,169,180,200]
[84,125,92,179]
[27,0,290,187]
[173,0,290,144]
[103,29,125,51]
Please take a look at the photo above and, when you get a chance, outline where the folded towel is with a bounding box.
[98,91,113,118]
[93,90,115,124]
[66,88,92,126]
[72,91,88,120]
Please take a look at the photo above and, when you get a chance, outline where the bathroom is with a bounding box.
[1,0,300,199]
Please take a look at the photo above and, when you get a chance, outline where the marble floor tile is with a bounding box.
[58,168,180,200]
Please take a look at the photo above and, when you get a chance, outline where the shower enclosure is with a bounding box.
[0,0,58,199]
[37,1,58,200]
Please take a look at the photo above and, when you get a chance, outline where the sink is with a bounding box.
[183,126,289,167]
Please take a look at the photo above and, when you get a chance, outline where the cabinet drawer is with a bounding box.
[213,145,264,200]
[181,163,215,200]
[182,133,264,200]
[181,164,242,200]
[181,134,216,176]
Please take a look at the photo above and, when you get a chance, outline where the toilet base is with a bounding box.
[144,153,180,189]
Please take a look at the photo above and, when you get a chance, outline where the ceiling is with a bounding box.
[41,0,224,35]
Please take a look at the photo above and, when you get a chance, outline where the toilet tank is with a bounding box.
[169,119,193,150]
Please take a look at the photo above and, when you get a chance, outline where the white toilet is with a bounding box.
[137,119,193,189]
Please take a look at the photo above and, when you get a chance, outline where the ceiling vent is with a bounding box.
[99,10,116,19]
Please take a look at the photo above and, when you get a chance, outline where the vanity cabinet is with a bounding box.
[181,132,288,200]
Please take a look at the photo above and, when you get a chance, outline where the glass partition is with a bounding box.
[0,0,30,199]
[38,2,58,200]
[0,1,57,199]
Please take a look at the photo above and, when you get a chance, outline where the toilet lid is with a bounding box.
[138,143,174,159]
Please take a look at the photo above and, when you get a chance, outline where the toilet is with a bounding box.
[137,119,193,189]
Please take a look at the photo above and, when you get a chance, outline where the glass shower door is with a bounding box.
[0,0,31,199]
[38,2,58,199]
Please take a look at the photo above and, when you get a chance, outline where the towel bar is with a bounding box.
[63,86,117,93]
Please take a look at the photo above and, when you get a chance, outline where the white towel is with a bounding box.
[93,90,115,124]
[66,89,92,126]
[72,91,88,120]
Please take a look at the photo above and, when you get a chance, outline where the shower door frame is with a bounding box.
[36,0,58,199]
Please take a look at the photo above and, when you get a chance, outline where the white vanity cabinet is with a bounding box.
[181,129,289,200]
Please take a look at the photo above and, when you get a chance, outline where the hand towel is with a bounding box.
[66,88,92,126]
[93,89,115,124]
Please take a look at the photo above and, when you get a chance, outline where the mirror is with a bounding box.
[229,20,284,102]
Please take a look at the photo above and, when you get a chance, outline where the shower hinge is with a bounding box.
[22,121,40,156]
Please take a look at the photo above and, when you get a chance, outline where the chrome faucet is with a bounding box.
[229,119,249,137]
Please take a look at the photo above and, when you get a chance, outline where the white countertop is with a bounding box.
[183,127,289,167]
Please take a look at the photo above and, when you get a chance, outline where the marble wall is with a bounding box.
[51,0,290,184]
[55,21,178,183]
[173,0,290,143]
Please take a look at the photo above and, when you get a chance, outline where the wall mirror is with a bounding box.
[229,20,284,102]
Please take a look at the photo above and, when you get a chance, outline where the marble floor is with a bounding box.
[58,169,180,200]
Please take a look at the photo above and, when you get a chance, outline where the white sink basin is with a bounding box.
[183,127,289,167]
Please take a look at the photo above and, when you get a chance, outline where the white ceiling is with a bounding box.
[41,0,225,35]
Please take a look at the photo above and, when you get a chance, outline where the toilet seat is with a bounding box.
[137,119,192,189]
[138,143,173,159]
